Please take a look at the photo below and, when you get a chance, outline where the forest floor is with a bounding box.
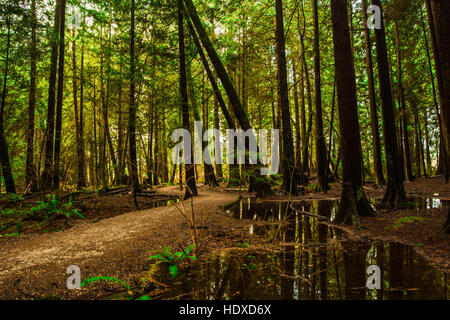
[0,176,449,299]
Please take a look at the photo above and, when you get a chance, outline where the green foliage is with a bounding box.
[31,194,85,221]
[236,241,250,248]
[81,276,130,290]
[393,216,425,229]
[147,244,197,278]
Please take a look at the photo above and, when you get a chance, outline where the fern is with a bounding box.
[81,276,130,289]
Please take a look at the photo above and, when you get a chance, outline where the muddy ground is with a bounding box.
[0,177,449,299]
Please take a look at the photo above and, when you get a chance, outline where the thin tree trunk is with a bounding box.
[312,0,327,191]
[362,0,385,186]
[394,22,414,181]
[26,0,37,192]
[129,0,140,197]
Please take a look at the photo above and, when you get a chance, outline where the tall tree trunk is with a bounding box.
[292,59,302,171]
[79,32,86,187]
[26,0,37,192]
[275,0,298,195]
[53,0,66,190]
[331,0,375,225]
[297,4,312,176]
[129,0,140,195]
[72,22,86,189]
[362,0,385,186]
[312,0,328,192]
[179,0,197,199]
[372,0,406,208]
[0,0,16,194]
[394,22,414,181]
[42,0,63,190]
[430,0,450,184]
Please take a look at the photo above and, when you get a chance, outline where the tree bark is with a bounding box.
[275,0,298,195]
[0,0,16,194]
[53,0,66,190]
[312,0,328,192]
[372,0,406,208]
[331,0,375,225]
[42,0,63,190]
[179,0,197,199]
[26,0,37,192]
[430,0,450,184]
[362,0,385,186]
[394,22,414,182]
[129,0,140,195]
[183,0,271,196]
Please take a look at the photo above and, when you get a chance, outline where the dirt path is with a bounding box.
[0,189,252,299]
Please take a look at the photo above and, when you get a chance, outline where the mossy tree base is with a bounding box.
[335,182,376,226]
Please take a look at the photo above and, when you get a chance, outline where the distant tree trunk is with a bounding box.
[53,0,66,190]
[362,0,385,186]
[0,1,16,194]
[42,0,63,190]
[275,0,298,195]
[187,63,218,187]
[372,0,406,208]
[430,0,450,184]
[179,0,197,199]
[26,0,38,192]
[213,96,223,178]
[184,0,272,196]
[79,34,86,187]
[72,23,86,189]
[129,0,140,195]
[292,60,302,170]
[331,0,375,225]
[298,4,312,176]
[312,0,328,192]
[394,22,414,182]
[419,3,437,176]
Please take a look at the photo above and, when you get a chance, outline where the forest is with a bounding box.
[0,0,449,301]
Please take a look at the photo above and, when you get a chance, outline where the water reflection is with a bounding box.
[147,198,449,300]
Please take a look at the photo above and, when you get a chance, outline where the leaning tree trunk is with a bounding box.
[372,0,406,208]
[331,0,375,226]
[362,0,385,186]
[186,63,218,187]
[312,0,328,192]
[183,0,272,196]
[275,0,298,195]
[0,1,16,194]
[178,0,197,199]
